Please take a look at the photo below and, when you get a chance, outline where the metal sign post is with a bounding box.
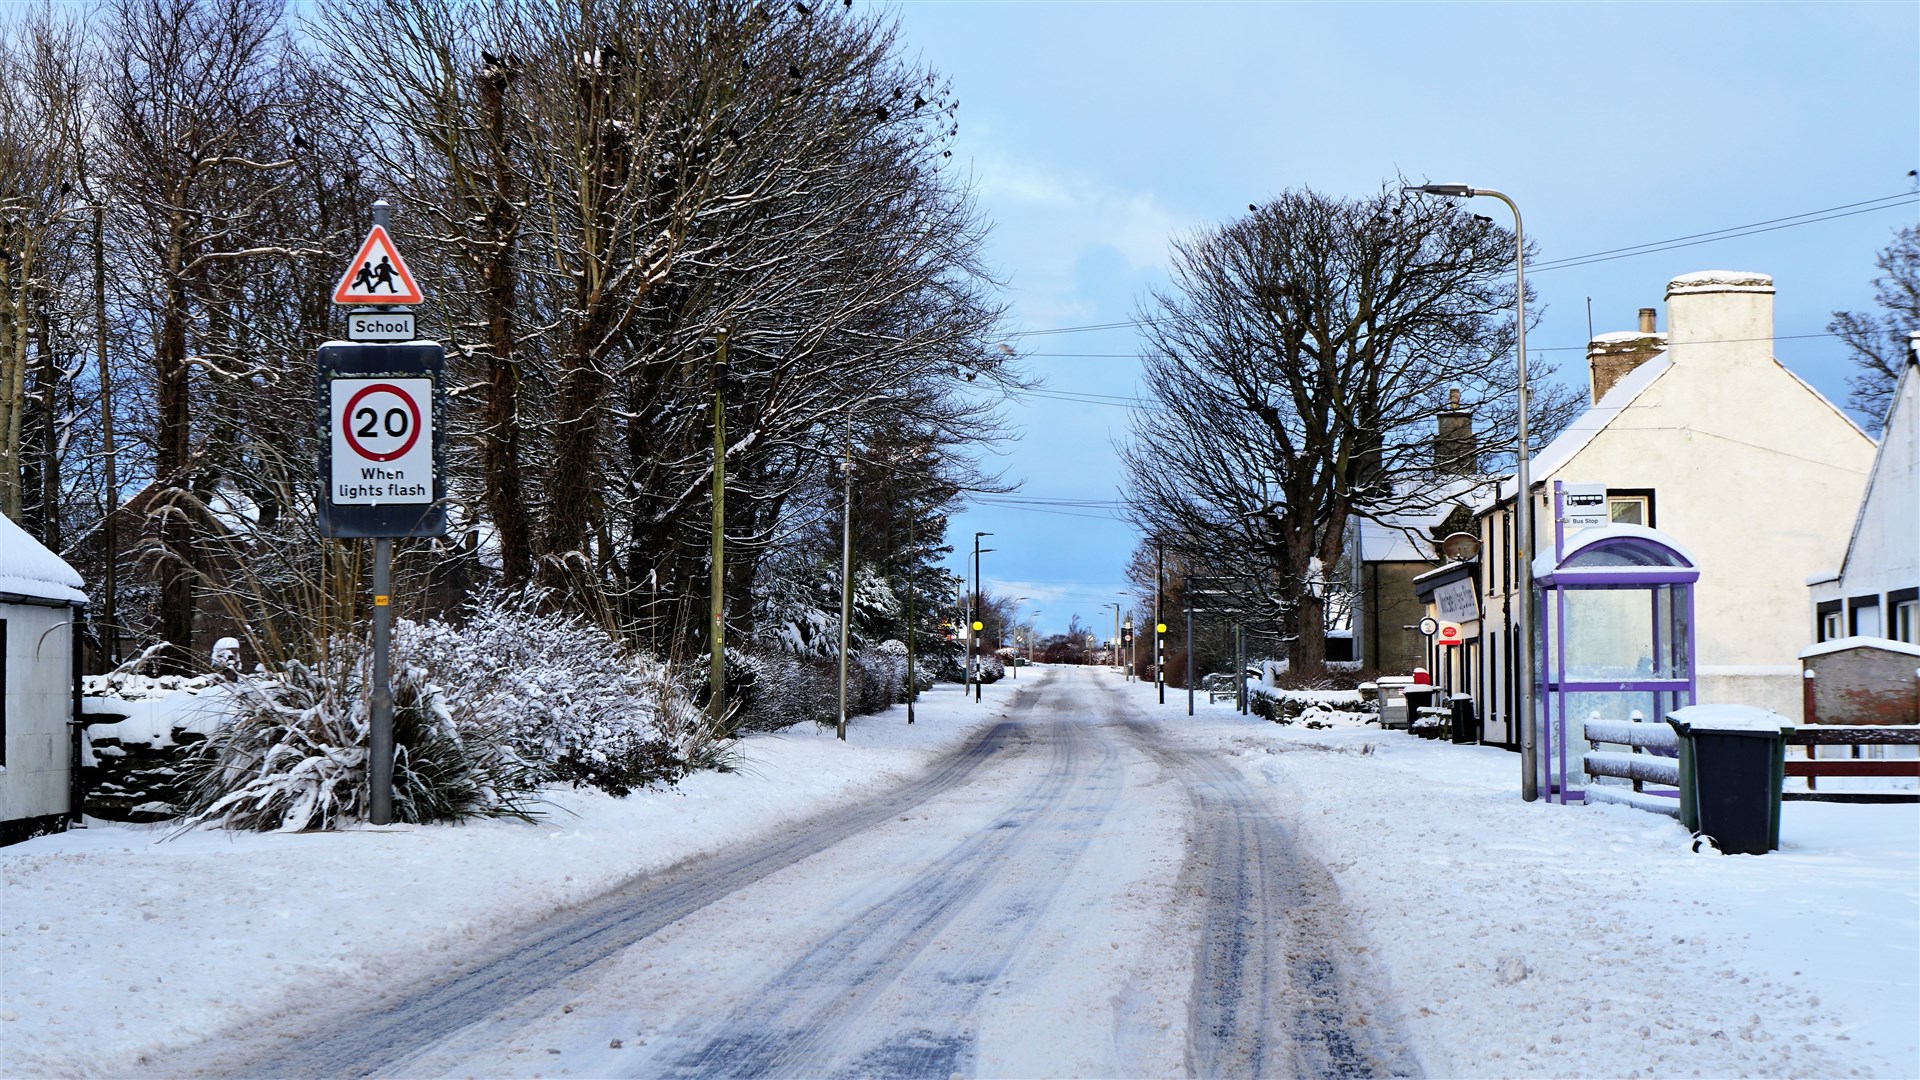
[321,203,442,826]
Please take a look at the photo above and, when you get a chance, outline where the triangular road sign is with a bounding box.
[332,224,423,306]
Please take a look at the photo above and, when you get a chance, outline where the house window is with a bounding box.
[1818,606,1843,642]
[1607,488,1656,528]
[1891,589,1919,645]
[1849,596,1881,638]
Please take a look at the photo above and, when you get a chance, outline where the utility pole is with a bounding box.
[1186,585,1195,717]
[971,532,992,702]
[709,329,728,730]
[837,415,852,740]
[906,508,916,724]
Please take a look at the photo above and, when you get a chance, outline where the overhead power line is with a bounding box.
[1000,191,1917,341]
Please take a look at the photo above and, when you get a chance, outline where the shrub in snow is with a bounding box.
[179,592,731,830]
[1249,683,1364,724]
[180,654,537,832]
[404,591,725,795]
[970,654,1005,684]
[726,643,910,732]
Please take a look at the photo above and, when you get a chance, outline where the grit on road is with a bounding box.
[152,666,1419,1079]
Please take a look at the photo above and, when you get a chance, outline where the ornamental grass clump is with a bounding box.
[180,653,537,832]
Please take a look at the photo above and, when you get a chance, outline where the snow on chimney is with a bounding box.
[1666,271,1774,366]
[1588,308,1666,405]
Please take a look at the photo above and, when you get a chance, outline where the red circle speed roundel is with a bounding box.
[341,382,424,462]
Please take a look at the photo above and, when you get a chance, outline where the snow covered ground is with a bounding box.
[3,668,1916,1078]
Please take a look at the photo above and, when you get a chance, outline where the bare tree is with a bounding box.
[98,0,307,669]
[1829,225,1918,427]
[0,8,89,533]
[1123,186,1579,673]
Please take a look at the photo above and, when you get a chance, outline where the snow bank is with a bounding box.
[1146,683,1919,1078]
[0,682,1009,1076]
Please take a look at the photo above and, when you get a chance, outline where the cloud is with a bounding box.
[967,149,1188,326]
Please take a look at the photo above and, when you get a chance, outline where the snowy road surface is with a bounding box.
[147,667,1417,1078]
[9,665,1914,1078]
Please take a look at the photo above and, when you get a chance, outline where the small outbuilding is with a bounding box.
[1,510,88,845]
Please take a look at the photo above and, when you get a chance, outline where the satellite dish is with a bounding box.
[1440,531,1482,562]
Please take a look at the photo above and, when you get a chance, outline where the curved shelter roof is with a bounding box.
[1532,523,1699,587]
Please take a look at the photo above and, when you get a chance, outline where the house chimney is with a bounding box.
[1666,271,1774,367]
[1435,388,1475,475]
[1587,308,1667,405]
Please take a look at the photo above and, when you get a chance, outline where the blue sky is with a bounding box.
[897,1,1920,638]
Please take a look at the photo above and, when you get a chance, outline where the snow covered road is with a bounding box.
[9,664,1913,1078]
[140,666,1415,1079]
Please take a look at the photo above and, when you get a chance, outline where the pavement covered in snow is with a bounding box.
[3,667,1916,1078]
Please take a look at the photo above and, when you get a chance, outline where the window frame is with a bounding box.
[1890,587,1919,645]
[1606,487,1657,529]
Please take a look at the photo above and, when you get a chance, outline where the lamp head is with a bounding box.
[1405,182,1473,197]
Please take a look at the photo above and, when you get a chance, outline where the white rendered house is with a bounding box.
[1,511,88,845]
[1463,273,1875,746]
[1808,334,1919,647]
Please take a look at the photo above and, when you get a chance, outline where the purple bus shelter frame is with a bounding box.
[1530,484,1700,804]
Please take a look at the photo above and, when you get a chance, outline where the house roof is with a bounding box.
[1497,348,1674,502]
[1836,349,1918,583]
[1357,473,1495,562]
[0,511,87,605]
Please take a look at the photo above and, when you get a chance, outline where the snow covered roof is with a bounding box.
[1356,473,1494,562]
[1531,522,1698,579]
[1497,348,1674,501]
[1797,635,1920,661]
[1835,355,1917,583]
[0,510,87,605]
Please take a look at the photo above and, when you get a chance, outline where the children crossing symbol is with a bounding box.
[332,224,423,306]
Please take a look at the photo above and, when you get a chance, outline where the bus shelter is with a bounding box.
[1531,523,1699,803]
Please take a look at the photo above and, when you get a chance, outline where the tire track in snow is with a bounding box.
[638,688,1127,1078]
[1111,688,1422,1078]
[145,696,1049,1080]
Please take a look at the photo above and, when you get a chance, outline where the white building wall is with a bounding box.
[1537,274,1873,716]
[1,602,76,824]
[1838,362,1919,604]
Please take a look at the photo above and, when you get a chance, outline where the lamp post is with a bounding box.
[1028,611,1041,666]
[1010,597,1029,678]
[971,532,993,702]
[1404,181,1535,802]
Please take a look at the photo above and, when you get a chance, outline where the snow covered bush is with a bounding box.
[178,592,731,830]
[727,643,911,732]
[971,653,1005,684]
[404,591,726,795]
[1249,683,1366,724]
[180,654,537,832]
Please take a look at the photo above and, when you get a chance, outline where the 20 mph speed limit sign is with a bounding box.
[318,342,446,538]
[332,380,431,502]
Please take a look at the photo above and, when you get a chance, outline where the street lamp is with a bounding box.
[1010,597,1029,678]
[971,532,993,703]
[1028,611,1041,667]
[1404,181,1536,802]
